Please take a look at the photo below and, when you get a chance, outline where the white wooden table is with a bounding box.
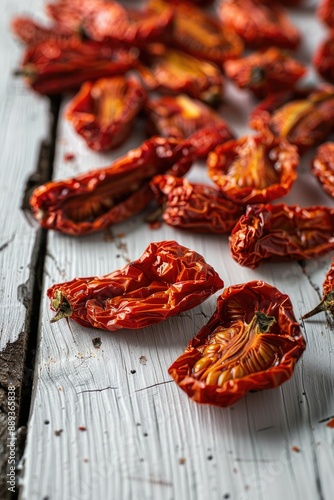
[1,1,334,499]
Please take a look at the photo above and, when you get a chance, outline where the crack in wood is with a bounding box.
[77,387,118,395]
[318,415,334,424]
[127,476,173,487]
[135,380,174,393]
[0,234,15,253]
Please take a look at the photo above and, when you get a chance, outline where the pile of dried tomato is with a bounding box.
[12,0,334,407]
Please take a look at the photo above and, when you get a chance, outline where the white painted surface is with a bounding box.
[1,1,332,499]
[0,0,48,348]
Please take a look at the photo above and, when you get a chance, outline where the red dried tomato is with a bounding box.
[217,0,300,50]
[317,0,334,28]
[207,134,299,205]
[248,87,316,132]
[145,94,234,158]
[11,16,71,45]
[224,47,306,98]
[66,76,147,151]
[313,34,334,84]
[150,175,245,233]
[169,280,306,407]
[29,137,195,236]
[47,240,224,330]
[18,38,137,95]
[261,86,334,154]
[302,257,334,320]
[311,142,334,199]
[85,1,174,46]
[137,44,224,106]
[150,0,243,67]
[46,0,109,34]
[229,204,334,268]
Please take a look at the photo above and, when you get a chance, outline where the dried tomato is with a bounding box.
[311,142,334,199]
[260,86,334,154]
[317,0,334,28]
[85,1,174,46]
[11,16,71,45]
[150,0,243,67]
[302,257,334,320]
[169,280,306,407]
[229,203,334,268]
[66,76,147,151]
[18,38,137,95]
[47,240,224,330]
[150,175,245,233]
[137,44,224,106]
[145,94,234,158]
[313,34,334,84]
[224,47,306,98]
[29,137,195,236]
[248,87,316,132]
[46,0,108,34]
[207,134,298,205]
[217,0,300,50]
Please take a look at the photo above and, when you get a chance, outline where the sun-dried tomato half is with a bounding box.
[169,280,306,407]
[46,0,116,34]
[11,16,72,45]
[317,0,334,28]
[66,76,147,151]
[138,44,224,106]
[150,175,245,233]
[248,87,317,132]
[207,134,298,205]
[150,0,243,68]
[302,257,334,320]
[313,34,334,84]
[224,47,306,98]
[217,0,300,50]
[229,203,334,268]
[311,142,334,199]
[29,137,195,236]
[264,86,334,154]
[18,38,137,95]
[145,94,234,158]
[88,2,174,46]
[47,0,174,46]
[47,240,224,330]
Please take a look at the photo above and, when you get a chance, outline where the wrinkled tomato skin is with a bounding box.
[207,134,298,205]
[317,0,334,28]
[169,281,305,407]
[313,34,334,84]
[229,203,334,268]
[145,94,234,157]
[150,174,245,233]
[30,137,195,236]
[66,76,147,151]
[47,240,224,330]
[224,47,306,98]
[311,142,334,199]
[218,0,300,50]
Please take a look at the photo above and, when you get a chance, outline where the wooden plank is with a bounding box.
[0,1,54,497]
[15,2,334,500]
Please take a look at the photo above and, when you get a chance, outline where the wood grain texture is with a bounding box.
[0,1,51,496]
[5,1,333,500]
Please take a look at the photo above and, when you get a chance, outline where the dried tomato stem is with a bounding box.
[50,291,72,323]
[302,291,334,319]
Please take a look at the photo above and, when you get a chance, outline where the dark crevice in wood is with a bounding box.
[0,96,61,500]
[21,95,61,213]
